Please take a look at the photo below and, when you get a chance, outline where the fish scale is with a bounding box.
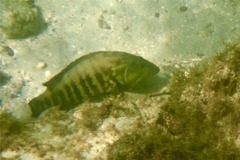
[29,51,160,117]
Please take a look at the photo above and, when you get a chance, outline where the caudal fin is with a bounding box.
[28,90,55,118]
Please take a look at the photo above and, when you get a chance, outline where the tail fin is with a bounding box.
[28,90,55,118]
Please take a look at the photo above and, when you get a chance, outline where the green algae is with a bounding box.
[108,44,240,159]
[0,0,47,39]
[0,112,26,151]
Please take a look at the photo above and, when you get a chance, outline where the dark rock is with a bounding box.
[0,71,11,86]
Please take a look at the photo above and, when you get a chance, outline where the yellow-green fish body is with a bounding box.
[29,51,159,117]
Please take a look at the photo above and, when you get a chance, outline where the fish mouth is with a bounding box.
[136,67,159,83]
[151,67,160,76]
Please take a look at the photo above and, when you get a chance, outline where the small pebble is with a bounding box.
[196,52,205,58]
[191,58,202,62]
[180,6,188,12]
[37,61,47,69]
[1,150,18,159]
[2,46,15,57]
[45,70,51,78]
[123,25,129,31]
[98,18,111,30]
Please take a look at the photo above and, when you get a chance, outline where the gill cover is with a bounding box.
[113,56,159,87]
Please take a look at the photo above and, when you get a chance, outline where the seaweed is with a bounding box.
[0,112,26,151]
[108,44,240,159]
[0,0,47,39]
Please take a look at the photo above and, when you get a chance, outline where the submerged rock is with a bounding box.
[0,0,47,39]
[0,71,11,86]
[108,44,240,159]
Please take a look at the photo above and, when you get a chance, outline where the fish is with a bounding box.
[29,51,160,117]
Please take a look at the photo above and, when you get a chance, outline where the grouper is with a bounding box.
[29,51,159,117]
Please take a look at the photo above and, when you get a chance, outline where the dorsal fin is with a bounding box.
[42,72,64,89]
[42,51,105,89]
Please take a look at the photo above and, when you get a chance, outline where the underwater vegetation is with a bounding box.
[0,112,26,152]
[0,95,150,159]
[29,51,159,118]
[108,44,240,159]
[0,44,240,159]
[0,0,47,39]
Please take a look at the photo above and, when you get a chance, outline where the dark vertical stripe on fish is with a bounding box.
[57,89,68,106]
[79,77,92,98]
[97,72,109,91]
[51,93,59,106]
[84,76,95,97]
[64,84,76,105]
[93,73,105,94]
[69,80,83,103]
[84,75,98,96]
[43,100,50,109]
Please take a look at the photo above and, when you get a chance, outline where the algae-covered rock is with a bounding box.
[0,71,11,86]
[108,44,240,159]
[0,112,25,151]
[0,0,47,39]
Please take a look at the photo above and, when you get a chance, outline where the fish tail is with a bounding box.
[28,90,57,117]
